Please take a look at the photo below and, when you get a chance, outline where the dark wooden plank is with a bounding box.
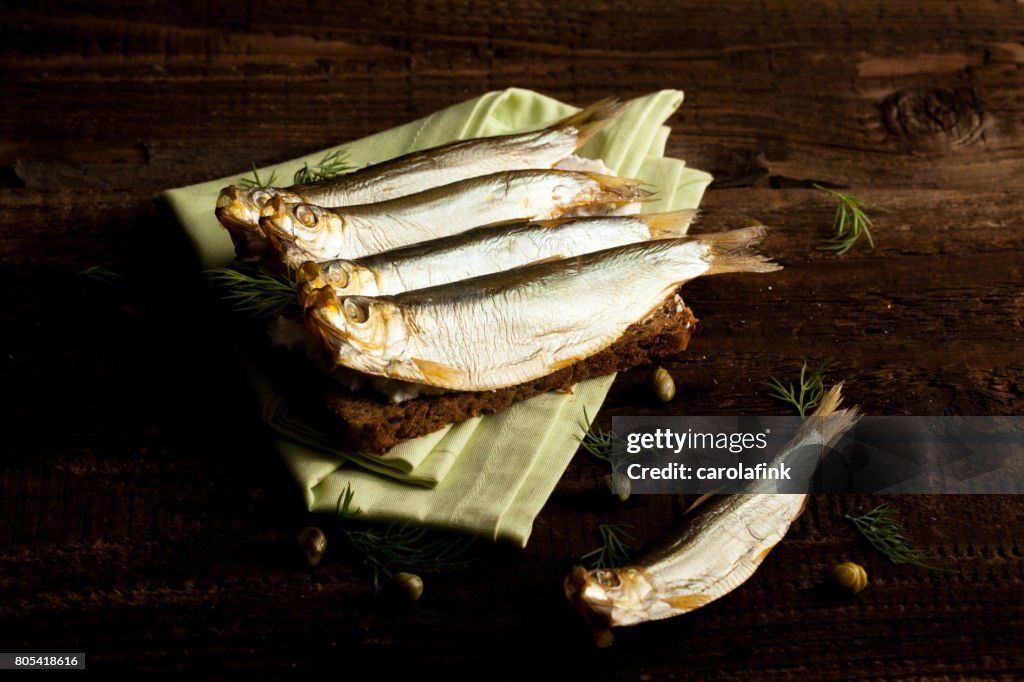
[2,2,1022,190]
[1,1,1023,678]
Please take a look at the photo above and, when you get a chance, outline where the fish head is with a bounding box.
[304,287,406,374]
[215,185,264,236]
[215,186,306,235]
[297,260,377,308]
[333,294,405,354]
[564,565,658,635]
[260,197,345,259]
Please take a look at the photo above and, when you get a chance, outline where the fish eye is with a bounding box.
[595,570,621,589]
[327,263,350,288]
[251,189,273,207]
[294,204,318,228]
[343,298,370,324]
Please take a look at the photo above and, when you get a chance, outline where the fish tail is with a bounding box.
[813,383,862,447]
[813,382,845,418]
[552,97,628,149]
[696,226,782,275]
[639,209,699,239]
[584,173,654,203]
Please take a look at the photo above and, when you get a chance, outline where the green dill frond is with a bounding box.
[768,360,830,417]
[293,149,353,185]
[335,485,476,590]
[577,408,615,463]
[336,483,361,520]
[239,162,277,189]
[580,523,634,570]
[576,409,636,501]
[205,265,300,320]
[77,265,124,285]
[845,504,958,573]
[814,184,880,255]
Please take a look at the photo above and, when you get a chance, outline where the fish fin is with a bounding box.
[531,254,569,266]
[793,386,859,513]
[639,209,699,239]
[532,216,577,229]
[550,97,627,149]
[549,354,582,371]
[812,383,861,448]
[682,489,719,515]
[583,173,654,203]
[411,357,468,388]
[812,383,845,418]
[696,226,782,276]
[661,593,712,611]
[705,253,782,276]
[696,225,769,251]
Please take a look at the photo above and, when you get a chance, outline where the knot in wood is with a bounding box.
[881,88,984,150]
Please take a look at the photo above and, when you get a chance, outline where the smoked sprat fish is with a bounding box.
[261,170,650,268]
[214,98,625,257]
[564,384,859,648]
[295,209,697,305]
[305,226,779,391]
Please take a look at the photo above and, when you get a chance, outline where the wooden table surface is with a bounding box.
[2,2,1023,678]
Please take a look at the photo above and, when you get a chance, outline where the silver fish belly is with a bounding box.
[305,227,779,391]
[295,209,697,304]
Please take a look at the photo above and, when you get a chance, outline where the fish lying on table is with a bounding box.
[304,226,779,391]
[259,170,649,268]
[295,209,697,303]
[214,97,625,259]
[564,384,859,647]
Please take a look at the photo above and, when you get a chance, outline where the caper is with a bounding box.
[297,526,328,568]
[650,366,676,403]
[602,472,632,502]
[832,561,868,594]
[394,572,424,602]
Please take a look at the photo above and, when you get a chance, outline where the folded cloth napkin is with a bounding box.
[159,88,711,545]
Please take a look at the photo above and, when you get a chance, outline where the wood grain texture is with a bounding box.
[1,1,1023,678]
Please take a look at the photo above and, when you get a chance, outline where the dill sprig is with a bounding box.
[576,410,637,500]
[205,265,300,320]
[77,265,124,285]
[580,523,634,570]
[293,149,353,185]
[239,162,277,189]
[768,360,830,417]
[237,149,351,189]
[336,485,476,590]
[845,504,958,573]
[814,184,879,255]
[577,409,614,463]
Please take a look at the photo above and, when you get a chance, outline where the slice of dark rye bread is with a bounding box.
[324,298,698,453]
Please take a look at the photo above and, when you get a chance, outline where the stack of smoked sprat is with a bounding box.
[214,98,779,453]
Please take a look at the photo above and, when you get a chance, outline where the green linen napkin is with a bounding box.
[159,88,711,545]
